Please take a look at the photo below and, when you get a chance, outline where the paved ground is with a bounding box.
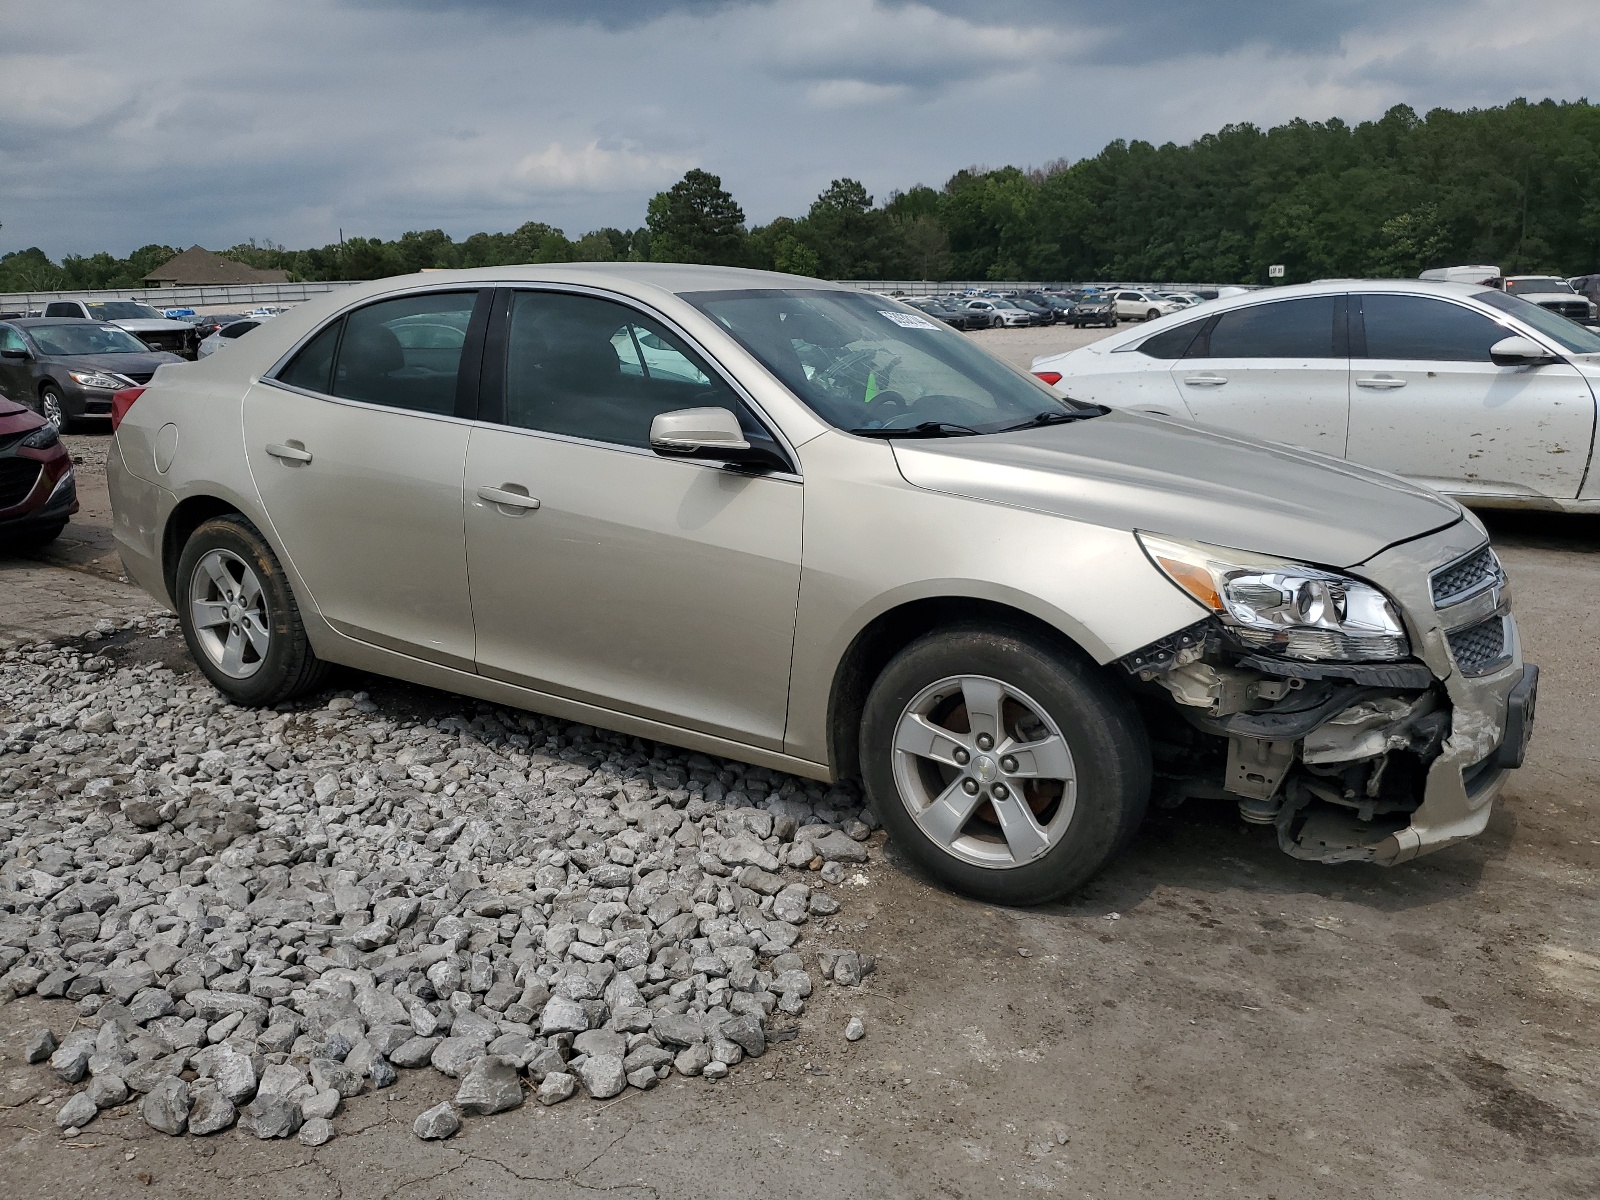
[1,323,1596,1197]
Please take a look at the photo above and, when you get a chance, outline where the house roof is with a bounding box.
[141,246,289,285]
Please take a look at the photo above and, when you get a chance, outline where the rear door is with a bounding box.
[1345,292,1594,500]
[243,288,487,669]
[1166,294,1351,454]
[462,287,802,748]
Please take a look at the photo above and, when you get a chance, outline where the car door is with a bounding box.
[462,288,802,749]
[242,288,487,669]
[1344,292,1595,500]
[1165,294,1351,454]
[0,325,31,400]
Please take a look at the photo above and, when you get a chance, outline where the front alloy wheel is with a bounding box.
[40,388,67,431]
[188,548,270,678]
[861,625,1150,905]
[892,675,1076,869]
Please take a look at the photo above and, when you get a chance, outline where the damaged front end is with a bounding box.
[1122,527,1537,865]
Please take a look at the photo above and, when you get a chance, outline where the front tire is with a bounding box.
[175,514,331,705]
[39,386,73,433]
[1146,309,1160,321]
[860,624,1150,905]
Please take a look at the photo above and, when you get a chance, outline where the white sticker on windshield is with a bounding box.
[880,310,939,330]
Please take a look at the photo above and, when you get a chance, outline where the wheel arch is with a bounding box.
[824,595,1109,786]
[161,493,255,606]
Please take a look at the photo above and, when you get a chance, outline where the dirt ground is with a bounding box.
[0,323,1595,1198]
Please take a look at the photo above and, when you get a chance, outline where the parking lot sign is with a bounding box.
[1268,264,1286,278]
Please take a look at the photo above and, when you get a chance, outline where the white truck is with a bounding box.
[40,299,200,358]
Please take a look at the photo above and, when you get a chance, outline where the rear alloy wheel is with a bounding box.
[861,625,1150,905]
[176,515,331,705]
[39,387,72,433]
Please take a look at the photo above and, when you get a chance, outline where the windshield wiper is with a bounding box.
[848,421,982,439]
[998,407,1108,432]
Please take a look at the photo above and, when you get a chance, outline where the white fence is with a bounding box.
[0,280,356,313]
[0,276,1256,313]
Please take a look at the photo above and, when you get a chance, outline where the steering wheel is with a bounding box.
[864,389,908,419]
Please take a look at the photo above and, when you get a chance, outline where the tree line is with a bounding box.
[4,98,1597,293]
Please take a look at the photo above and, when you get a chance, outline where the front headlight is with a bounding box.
[20,424,59,450]
[1137,532,1411,662]
[68,370,130,390]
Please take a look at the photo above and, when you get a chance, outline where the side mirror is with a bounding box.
[0,348,28,360]
[1490,335,1554,366]
[650,407,752,456]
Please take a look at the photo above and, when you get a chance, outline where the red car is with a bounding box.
[0,391,78,548]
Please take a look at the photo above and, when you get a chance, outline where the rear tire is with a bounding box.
[175,514,331,706]
[859,624,1150,905]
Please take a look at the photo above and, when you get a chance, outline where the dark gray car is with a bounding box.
[0,319,184,430]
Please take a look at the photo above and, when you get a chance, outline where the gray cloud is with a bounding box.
[0,0,1593,259]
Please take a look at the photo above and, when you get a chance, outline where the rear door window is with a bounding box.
[1358,294,1509,362]
[332,292,481,413]
[43,303,80,318]
[1206,297,1338,358]
[1138,320,1207,358]
[276,321,342,394]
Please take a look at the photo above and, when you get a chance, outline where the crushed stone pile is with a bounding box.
[0,616,879,1142]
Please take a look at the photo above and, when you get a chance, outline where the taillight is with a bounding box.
[1033,371,1063,386]
[111,387,146,431]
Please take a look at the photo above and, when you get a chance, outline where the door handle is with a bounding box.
[265,442,312,463]
[477,484,541,511]
[1355,376,1407,390]
[1182,374,1228,386]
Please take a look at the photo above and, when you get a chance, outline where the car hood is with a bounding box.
[109,318,194,332]
[44,351,185,375]
[889,410,1463,568]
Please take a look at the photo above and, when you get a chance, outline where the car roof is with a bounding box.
[7,316,111,327]
[337,262,843,299]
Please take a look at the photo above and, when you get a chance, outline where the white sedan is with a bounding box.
[964,298,1034,328]
[1111,290,1184,322]
[197,319,261,358]
[1032,278,1600,513]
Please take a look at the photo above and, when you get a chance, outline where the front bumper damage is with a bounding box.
[1120,521,1536,865]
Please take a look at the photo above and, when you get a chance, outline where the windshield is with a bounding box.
[29,323,151,355]
[1478,290,1600,353]
[1505,278,1573,296]
[85,301,163,320]
[685,289,1097,434]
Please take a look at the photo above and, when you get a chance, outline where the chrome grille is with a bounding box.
[1540,300,1589,320]
[0,458,41,509]
[123,371,155,384]
[1431,545,1502,607]
[1447,615,1510,677]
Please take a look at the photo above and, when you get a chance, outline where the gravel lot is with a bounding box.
[0,321,1595,1198]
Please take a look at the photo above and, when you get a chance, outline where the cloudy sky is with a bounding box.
[3,0,1596,258]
